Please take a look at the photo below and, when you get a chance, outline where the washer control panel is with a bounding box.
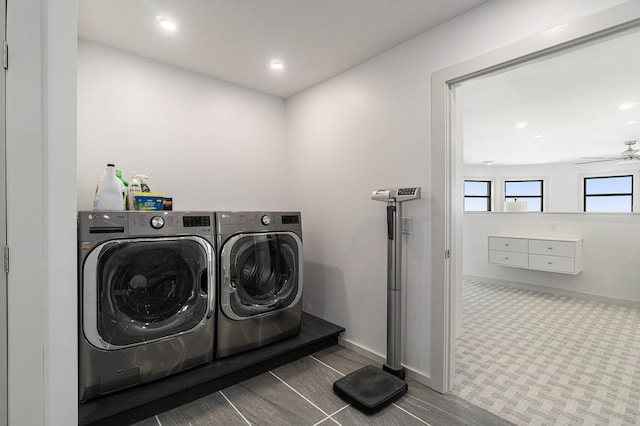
[129,211,214,235]
[78,211,215,243]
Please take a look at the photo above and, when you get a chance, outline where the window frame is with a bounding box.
[504,179,544,212]
[463,179,492,212]
[583,174,633,213]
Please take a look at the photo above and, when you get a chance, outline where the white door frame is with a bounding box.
[430,2,640,393]
[0,0,6,422]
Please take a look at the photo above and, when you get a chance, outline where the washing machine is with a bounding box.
[216,211,303,358]
[78,210,216,401]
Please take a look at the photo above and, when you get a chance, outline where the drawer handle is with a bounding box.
[504,257,509,260]
[548,262,553,265]
[547,247,553,250]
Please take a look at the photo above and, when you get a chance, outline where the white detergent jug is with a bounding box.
[128,174,142,210]
[93,163,125,210]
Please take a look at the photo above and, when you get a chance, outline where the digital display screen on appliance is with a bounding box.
[183,216,211,227]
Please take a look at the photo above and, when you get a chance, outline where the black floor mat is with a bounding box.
[333,365,408,414]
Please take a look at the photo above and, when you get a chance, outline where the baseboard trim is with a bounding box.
[463,274,640,309]
[337,337,431,387]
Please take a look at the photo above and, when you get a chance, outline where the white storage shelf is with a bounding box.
[488,235,583,275]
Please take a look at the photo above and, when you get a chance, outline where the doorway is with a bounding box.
[430,1,640,396]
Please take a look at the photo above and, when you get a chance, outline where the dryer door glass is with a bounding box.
[96,238,210,347]
[229,233,300,317]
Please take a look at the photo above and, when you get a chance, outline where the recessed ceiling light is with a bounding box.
[535,134,544,138]
[155,15,176,32]
[619,102,635,111]
[626,120,638,125]
[515,122,527,129]
[270,60,284,70]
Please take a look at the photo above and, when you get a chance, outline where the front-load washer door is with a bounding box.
[82,236,214,350]
[221,232,303,320]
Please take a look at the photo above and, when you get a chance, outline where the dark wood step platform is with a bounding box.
[79,312,344,426]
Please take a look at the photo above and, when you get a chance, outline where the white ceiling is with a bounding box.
[78,1,639,166]
[78,0,488,99]
[459,27,640,165]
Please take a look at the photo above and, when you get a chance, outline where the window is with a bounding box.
[505,180,543,212]
[464,180,491,211]
[584,175,633,212]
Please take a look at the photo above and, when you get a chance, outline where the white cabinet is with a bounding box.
[528,239,575,258]
[529,254,576,274]
[488,237,527,253]
[488,235,583,275]
[488,250,528,268]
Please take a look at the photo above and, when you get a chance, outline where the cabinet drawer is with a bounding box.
[489,250,528,268]
[529,254,575,274]
[488,237,527,253]
[528,240,575,257]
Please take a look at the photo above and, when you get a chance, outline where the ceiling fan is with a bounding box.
[576,140,640,165]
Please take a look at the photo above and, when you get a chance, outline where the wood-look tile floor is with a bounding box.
[133,345,512,426]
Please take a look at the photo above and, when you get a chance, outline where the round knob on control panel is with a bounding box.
[261,215,271,226]
[150,216,165,229]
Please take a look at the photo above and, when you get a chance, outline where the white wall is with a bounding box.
[77,40,288,211]
[465,161,640,212]
[464,212,640,302]
[286,0,631,381]
[7,0,77,424]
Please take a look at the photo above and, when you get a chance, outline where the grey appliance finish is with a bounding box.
[216,211,303,358]
[78,211,216,402]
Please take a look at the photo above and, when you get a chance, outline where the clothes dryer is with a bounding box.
[216,211,303,358]
[78,211,216,401]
